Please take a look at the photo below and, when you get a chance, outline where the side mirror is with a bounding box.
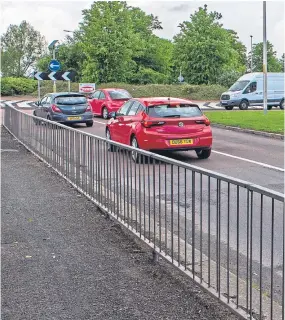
[35,101,40,106]
[109,111,116,119]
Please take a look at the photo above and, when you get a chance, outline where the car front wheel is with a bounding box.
[280,99,284,110]
[102,107,108,119]
[196,148,211,159]
[106,129,115,152]
[225,106,234,110]
[86,121,93,127]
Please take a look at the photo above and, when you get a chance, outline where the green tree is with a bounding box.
[1,20,46,77]
[249,41,283,72]
[37,38,85,81]
[173,5,246,85]
[78,1,169,84]
[279,53,285,72]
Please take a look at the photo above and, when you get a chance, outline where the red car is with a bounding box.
[88,88,132,119]
[106,97,212,162]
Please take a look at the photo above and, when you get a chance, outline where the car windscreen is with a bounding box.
[229,80,250,92]
[55,96,87,105]
[108,90,132,100]
[147,104,202,118]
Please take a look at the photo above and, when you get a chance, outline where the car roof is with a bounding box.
[101,88,129,91]
[133,97,194,107]
[47,92,85,97]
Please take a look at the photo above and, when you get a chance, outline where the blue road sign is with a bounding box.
[48,59,61,72]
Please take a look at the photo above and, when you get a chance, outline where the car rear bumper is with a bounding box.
[138,129,212,151]
[51,112,93,123]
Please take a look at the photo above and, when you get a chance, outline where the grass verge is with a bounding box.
[204,110,284,134]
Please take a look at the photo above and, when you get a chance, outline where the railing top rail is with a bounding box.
[7,103,285,202]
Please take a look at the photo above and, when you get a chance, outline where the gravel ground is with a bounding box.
[1,127,239,320]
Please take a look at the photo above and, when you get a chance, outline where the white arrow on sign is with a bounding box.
[50,63,59,69]
[62,71,70,81]
[35,72,43,81]
[48,72,57,80]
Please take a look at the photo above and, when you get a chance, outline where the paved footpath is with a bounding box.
[1,127,238,320]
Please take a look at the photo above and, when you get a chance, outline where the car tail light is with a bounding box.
[141,120,165,128]
[86,105,91,112]
[195,118,210,126]
[51,104,62,113]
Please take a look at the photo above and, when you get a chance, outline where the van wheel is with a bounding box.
[239,100,249,110]
[225,106,234,110]
[267,106,272,110]
[280,99,284,110]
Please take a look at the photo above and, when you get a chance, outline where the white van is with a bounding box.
[220,72,284,110]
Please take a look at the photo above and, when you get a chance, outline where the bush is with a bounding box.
[0,77,226,101]
[216,70,242,88]
[99,83,226,100]
[1,77,38,96]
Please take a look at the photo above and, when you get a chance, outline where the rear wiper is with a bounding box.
[163,115,180,118]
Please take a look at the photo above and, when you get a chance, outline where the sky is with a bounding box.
[1,0,284,58]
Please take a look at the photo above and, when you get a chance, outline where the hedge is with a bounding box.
[1,77,38,96]
[1,77,227,101]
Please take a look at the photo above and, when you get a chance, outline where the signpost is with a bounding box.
[178,67,184,83]
[79,83,96,93]
[48,59,61,93]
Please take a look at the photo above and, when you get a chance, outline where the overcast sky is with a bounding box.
[1,0,284,57]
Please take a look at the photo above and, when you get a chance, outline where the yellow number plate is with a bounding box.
[170,139,193,145]
[67,116,82,120]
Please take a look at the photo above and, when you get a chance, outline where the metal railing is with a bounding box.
[3,105,285,320]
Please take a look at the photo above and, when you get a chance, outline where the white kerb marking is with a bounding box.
[212,150,284,172]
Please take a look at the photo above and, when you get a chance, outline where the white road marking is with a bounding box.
[212,150,284,172]
[92,120,106,125]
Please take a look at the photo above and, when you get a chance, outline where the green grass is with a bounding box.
[204,110,284,134]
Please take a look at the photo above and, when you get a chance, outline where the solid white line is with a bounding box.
[212,150,284,172]
[93,120,106,125]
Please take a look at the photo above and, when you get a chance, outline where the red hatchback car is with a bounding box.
[106,97,213,161]
[88,88,132,119]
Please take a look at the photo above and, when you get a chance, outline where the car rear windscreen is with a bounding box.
[108,90,132,100]
[147,104,202,118]
[55,96,87,105]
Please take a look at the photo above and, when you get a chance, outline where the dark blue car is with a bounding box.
[33,92,94,127]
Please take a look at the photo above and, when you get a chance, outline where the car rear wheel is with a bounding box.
[102,107,108,119]
[196,148,211,159]
[267,106,273,110]
[86,121,93,127]
[131,136,141,163]
[239,100,249,110]
[106,129,115,152]
[280,99,284,110]
[225,106,234,110]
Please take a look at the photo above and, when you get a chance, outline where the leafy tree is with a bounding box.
[37,39,85,81]
[173,5,246,85]
[78,1,169,84]
[1,20,46,77]
[279,53,285,72]
[249,41,283,72]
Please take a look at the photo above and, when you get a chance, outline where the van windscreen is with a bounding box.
[229,80,250,92]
